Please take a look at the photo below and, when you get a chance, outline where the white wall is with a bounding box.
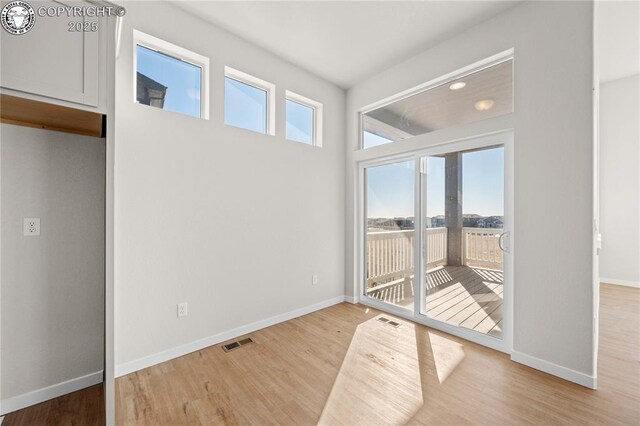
[599,75,640,286]
[345,1,595,381]
[598,0,640,83]
[114,2,345,371]
[0,124,105,403]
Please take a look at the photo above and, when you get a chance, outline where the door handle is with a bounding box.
[498,231,510,253]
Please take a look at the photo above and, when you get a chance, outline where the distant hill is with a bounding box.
[369,214,503,230]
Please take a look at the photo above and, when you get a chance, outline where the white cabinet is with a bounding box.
[0,0,101,107]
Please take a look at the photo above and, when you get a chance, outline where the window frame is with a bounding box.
[224,66,276,136]
[285,90,323,147]
[133,29,210,120]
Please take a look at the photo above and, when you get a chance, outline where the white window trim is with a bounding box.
[224,66,276,136]
[133,29,210,120]
[285,90,323,147]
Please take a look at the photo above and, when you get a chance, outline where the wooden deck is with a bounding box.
[368,265,504,338]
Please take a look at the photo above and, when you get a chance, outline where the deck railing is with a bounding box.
[462,227,503,269]
[366,228,448,288]
[366,227,503,290]
[425,227,448,268]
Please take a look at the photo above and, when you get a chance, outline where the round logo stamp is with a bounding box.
[1,1,35,35]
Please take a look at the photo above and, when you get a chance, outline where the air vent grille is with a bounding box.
[222,337,254,352]
[377,317,400,328]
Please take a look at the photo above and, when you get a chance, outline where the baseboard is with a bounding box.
[0,370,103,416]
[600,277,640,288]
[511,351,596,389]
[115,295,347,378]
[344,295,357,304]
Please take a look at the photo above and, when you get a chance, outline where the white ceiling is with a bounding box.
[598,1,640,83]
[172,1,520,89]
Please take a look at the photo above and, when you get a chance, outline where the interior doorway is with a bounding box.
[0,95,106,421]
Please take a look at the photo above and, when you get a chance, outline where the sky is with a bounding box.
[363,131,393,148]
[224,77,267,133]
[286,100,314,144]
[367,146,504,218]
[136,45,201,118]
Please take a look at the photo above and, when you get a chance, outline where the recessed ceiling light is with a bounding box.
[449,82,466,91]
[474,99,495,111]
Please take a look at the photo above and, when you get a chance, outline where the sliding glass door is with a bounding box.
[361,138,511,348]
[420,146,505,339]
[364,160,415,311]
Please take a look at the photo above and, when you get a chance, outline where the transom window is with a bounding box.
[285,90,323,147]
[133,30,209,119]
[224,67,275,135]
[361,59,513,149]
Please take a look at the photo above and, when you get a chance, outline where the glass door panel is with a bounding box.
[421,146,505,339]
[364,160,415,311]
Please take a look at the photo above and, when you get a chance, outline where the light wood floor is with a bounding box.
[369,265,504,337]
[4,285,638,425]
[115,284,639,425]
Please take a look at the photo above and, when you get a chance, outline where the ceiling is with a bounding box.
[172,1,520,89]
[598,1,640,83]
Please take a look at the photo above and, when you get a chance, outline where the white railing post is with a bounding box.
[424,227,447,270]
[462,230,467,266]
[461,227,503,269]
[366,227,450,292]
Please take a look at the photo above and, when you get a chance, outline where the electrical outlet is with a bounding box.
[23,218,40,236]
[177,302,188,318]
[312,274,318,285]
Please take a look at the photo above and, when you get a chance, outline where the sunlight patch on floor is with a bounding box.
[428,332,466,384]
[318,316,423,425]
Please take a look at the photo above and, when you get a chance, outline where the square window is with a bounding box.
[224,67,275,135]
[224,77,267,134]
[285,91,323,147]
[136,46,201,117]
[286,99,313,145]
[134,30,209,119]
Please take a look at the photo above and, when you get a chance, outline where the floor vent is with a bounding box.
[222,337,254,352]
[377,317,400,328]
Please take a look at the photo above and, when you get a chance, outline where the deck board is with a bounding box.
[368,265,504,338]
[443,287,503,323]
[427,282,499,317]
[426,275,492,309]
[482,308,504,336]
